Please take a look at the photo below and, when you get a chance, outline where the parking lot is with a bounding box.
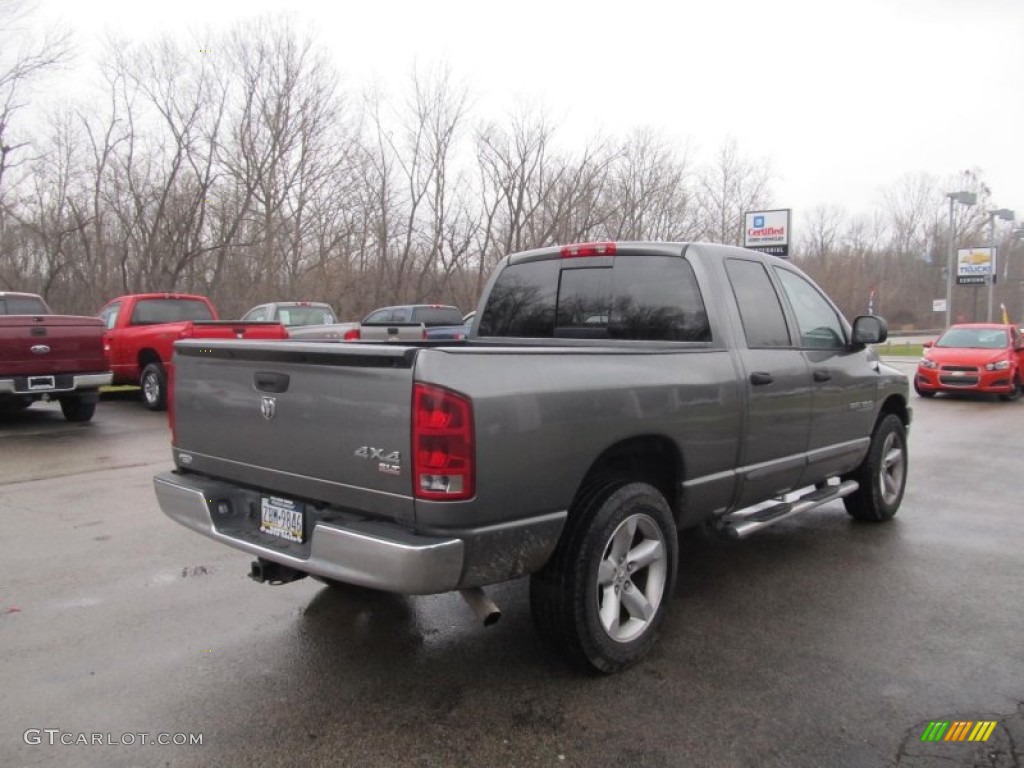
[2,373,1023,768]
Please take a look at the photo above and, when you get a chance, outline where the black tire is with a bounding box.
[843,413,907,522]
[913,380,936,398]
[999,374,1021,402]
[59,397,96,423]
[140,362,168,411]
[0,397,32,415]
[530,481,678,674]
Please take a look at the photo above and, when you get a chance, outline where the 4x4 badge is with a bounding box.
[354,446,402,475]
[260,396,276,420]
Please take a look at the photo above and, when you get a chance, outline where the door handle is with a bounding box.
[813,369,832,382]
[253,371,290,393]
[750,372,774,386]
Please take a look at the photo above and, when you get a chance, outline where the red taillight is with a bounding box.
[343,328,361,341]
[413,383,474,501]
[559,242,617,258]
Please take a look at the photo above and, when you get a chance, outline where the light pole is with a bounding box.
[986,208,1015,322]
[945,191,978,328]
[1014,227,1024,324]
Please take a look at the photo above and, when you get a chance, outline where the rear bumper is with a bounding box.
[0,372,112,396]
[154,471,466,594]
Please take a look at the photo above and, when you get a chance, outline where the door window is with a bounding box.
[774,268,846,349]
[724,259,791,348]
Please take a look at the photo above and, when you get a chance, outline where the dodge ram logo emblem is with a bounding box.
[260,396,276,420]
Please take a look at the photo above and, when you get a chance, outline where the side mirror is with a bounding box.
[851,315,888,347]
[922,340,934,348]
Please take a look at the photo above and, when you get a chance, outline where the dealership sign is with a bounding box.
[956,247,995,285]
[743,209,791,258]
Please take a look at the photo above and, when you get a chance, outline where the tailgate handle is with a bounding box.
[254,372,290,393]
[30,326,47,337]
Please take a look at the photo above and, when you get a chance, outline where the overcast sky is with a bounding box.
[30,0,1024,226]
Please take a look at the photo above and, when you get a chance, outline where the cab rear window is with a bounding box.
[0,296,49,314]
[478,256,710,341]
[412,307,462,326]
[130,299,214,325]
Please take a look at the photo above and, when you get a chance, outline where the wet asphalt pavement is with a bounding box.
[1,370,1023,768]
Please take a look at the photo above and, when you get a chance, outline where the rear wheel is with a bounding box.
[843,413,907,522]
[59,396,96,423]
[140,362,167,411]
[530,481,678,673]
[999,373,1021,402]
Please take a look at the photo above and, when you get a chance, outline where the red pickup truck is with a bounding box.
[98,293,287,410]
[1,292,112,422]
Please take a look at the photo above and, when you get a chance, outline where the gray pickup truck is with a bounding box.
[155,242,910,672]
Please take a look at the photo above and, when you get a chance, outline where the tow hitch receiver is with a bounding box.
[249,558,308,585]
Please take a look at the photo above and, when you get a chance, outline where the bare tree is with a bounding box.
[696,138,773,245]
[607,128,698,242]
[0,0,71,195]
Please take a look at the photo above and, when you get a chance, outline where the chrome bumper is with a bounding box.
[0,372,112,395]
[153,472,464,595]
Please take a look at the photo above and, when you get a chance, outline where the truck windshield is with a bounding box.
[130,299,214,325]
[0,296,49,314]
[478,255,711,341]
[277,307,336,326]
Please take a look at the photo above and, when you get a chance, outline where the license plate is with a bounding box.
[260,496,304,543]
[28,376,55,391]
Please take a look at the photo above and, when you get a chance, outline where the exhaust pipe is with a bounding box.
[459,587,501,626]
[249,558,308,585]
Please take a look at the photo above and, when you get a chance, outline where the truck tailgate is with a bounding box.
[171,340,418,523]
[0,315,107,375]
[184,321,289,340]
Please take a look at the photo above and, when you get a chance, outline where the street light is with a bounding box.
[945,190,978,328]
[986,208,1015,321]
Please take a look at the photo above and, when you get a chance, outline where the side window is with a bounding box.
[99,302,121,331]
[364,309,391,324]
[774,268,846,349]
[725,259,791,348]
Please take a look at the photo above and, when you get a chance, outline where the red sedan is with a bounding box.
[915,323,1024,401]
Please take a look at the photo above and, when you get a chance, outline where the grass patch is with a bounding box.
[874,343,924,357]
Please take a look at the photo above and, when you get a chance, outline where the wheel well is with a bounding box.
[879,394,910,428]
[138,349,162,371]
[573,436,682,518]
